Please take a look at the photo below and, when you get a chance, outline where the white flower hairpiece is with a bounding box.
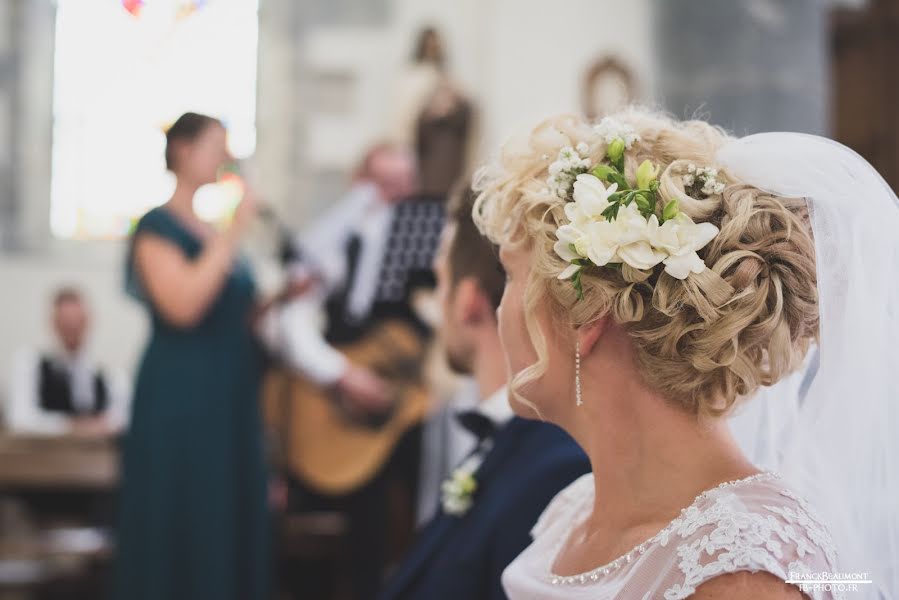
[593,116,640,148]
[554,186,720,282]
[547,145,592,199]
[549,122,723,299]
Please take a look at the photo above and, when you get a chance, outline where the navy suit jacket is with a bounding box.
[377,416,590,600]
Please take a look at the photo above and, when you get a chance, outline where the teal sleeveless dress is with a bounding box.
[114,207,270,600]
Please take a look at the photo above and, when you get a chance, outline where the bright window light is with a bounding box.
[50,0,259,239]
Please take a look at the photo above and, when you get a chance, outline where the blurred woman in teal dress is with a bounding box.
[115,113,270,600]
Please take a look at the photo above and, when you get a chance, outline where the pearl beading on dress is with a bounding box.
[547,472,781,586]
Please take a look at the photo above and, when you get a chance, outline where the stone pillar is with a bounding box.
[652,0,829,136]
[0,1,18,250]
[0,0,55,252]
[15,0,55,251]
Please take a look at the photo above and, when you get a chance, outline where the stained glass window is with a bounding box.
[50,0,259,239]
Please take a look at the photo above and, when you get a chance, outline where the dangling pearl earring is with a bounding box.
[575,339,583,407]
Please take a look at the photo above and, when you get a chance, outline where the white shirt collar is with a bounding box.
[52,345,91,369]
[474,385,514,427]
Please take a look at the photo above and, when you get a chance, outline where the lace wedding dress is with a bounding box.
[502,472,843,599]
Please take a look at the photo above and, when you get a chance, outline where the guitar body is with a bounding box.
[264,320,431,497]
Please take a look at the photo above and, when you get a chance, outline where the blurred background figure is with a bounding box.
[263,142,443,600]
[114,112,273,600]
[269,143,426,395]
[0,286,127,600]
[389,26,446,150]
[390,27,474,199]
[6,287,129,437]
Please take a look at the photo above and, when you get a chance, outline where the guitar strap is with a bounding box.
[325,233,366,344]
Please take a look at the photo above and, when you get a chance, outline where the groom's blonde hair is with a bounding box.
[473,108,819,418]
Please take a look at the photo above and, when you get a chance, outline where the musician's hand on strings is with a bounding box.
[337,365,392,414]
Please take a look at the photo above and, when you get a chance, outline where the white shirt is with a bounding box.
[452,383,515,472]
[265,183,395,386]
[297,182,395,321]
[345,194,394,321]
[472,385,515,430]
[6,347,131,435]
[449,385,513,475]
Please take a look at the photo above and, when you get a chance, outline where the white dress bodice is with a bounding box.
[502,472,843,599]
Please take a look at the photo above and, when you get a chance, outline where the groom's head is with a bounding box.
[433,181,506,375]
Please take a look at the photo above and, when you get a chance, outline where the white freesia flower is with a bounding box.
[645,214,680,254]
[563,203,589,229]
[572,174,618,219]
[612,203,666,269]
[554,175,620,265]
[555,198,720,283]
[574,235,591,257]
[663,252,707,279]
[553,223,585,261]
[647,213,720,279]
[619,240,667,270]
[613,202,650,245]
[583,219,621,266]
[593,116,640,148]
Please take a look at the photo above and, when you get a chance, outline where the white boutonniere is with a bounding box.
[441,465,479,517]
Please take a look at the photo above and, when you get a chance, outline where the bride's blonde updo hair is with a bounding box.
[474,108,819,418]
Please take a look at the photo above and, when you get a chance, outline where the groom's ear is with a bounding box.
[577,316,610,356]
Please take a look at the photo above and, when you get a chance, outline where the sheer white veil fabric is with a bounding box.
[719,133,899,599]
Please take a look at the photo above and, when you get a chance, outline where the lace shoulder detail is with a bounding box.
[532,473,594,538]
[661,482,842,600]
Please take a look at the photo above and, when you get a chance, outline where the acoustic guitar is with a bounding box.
[263,320,431,496]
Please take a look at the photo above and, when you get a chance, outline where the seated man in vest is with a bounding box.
[7,287,129,436]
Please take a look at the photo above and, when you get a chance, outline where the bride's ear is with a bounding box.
[576,316,610,356]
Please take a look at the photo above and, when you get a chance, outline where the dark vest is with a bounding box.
[38,356,109,416]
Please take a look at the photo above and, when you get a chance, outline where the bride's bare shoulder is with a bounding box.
[692,571,805,600]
